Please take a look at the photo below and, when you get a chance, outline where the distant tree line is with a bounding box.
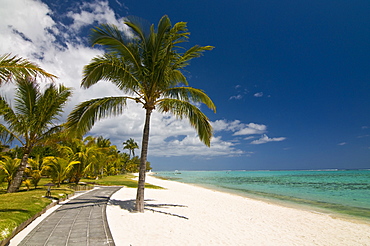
[0,135,151,191]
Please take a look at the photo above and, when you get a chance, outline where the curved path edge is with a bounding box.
[9,186,121,246]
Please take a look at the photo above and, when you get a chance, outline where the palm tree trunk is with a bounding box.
[135,108,152,212]
[7,150,29,193]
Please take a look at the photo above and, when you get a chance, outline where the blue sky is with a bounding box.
[1,0,369,170]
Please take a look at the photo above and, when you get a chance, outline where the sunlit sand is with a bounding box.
[107,175,370,245]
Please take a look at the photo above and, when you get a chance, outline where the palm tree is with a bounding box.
[0,77,72,193]
[0,53,56,84]
[27,156,47,189]
[67,15,216,212]
[123,138,139,158]
[0,156,20,190]
[43,156,79,187]
[59,139,100,183]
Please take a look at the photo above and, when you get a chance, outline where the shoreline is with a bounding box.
[107,175,370,245]
[178,180,370,224]
[153,171,370,223]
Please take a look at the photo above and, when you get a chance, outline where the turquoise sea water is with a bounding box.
[154,170,370,220]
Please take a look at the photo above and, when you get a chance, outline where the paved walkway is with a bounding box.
[18,186,121,246]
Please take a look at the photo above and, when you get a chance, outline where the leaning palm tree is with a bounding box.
[67,15,216,212]
[0,77,72,192]
[123,138,139,158]
[0,53,56,85]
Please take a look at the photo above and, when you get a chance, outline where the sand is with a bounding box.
[107,174,370,246]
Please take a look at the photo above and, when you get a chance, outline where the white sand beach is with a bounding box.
[107,174,370,246]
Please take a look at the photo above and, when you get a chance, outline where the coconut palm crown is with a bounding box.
[66,15,216,212]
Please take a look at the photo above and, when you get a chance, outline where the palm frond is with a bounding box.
[66,96,129,137]
[0,78,71,150]
[81,54,140,92]
[124,16,151,42]
[0,124,17,144]
[169,21,190,46]
[162,87,216,112]
[157,99,213,146]
[174,45,214,70]
[89,24,141,69]
[14,77,39,117]
[0,96,23,144]
[34,83,71,132]
[37,125,64,144]
[0,53,57,84]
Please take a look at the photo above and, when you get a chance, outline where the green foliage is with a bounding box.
[0,77,72,192]
[30,170,42,189]
[66,15,215,211]
[0,53,57,85]
[67,15,216,146]
[22,179,31,191]
[25,157,47,189]
[43,157,78,187]
[80,174,162,189]
[30,146,59,159]
[123,138,139,157]
[0,157,20,190]
[0,188,73,241]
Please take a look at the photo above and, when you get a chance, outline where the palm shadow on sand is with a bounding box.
[109,199,188,219]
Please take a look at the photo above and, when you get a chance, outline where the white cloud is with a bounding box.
[250,134,286,144]
[89,105,245,157]
[233,123,267,136]
[212,120,266,136]
[66,1,128,33]
[338,142,347,146]
[0,0,285,159]
[229,85,248,100]
[229,94,243,100]
[1,0,244,159]
[254,92,263,97]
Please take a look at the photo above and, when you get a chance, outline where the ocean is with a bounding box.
[154,169,370,220]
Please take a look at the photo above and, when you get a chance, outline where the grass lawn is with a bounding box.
[0,174,162,242]
[80,174,163,189]
[0,187,74,241]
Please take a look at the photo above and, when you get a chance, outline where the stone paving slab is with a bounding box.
[18,186,121,246]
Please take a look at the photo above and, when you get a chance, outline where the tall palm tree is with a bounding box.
[123,138,139,158]
[0,77,72,193]
[0,53,56,84]
[67,15,216,212]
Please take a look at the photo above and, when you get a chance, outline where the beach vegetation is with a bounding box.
[80,174,162,189]
[0,187,74,242]
[0,157,20,190]
[43,156,79,187]
[66,15,215,212]
[0,173,161,242]
[123,138,139,158]
[25,156,47,189]
[0,77,72,193]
